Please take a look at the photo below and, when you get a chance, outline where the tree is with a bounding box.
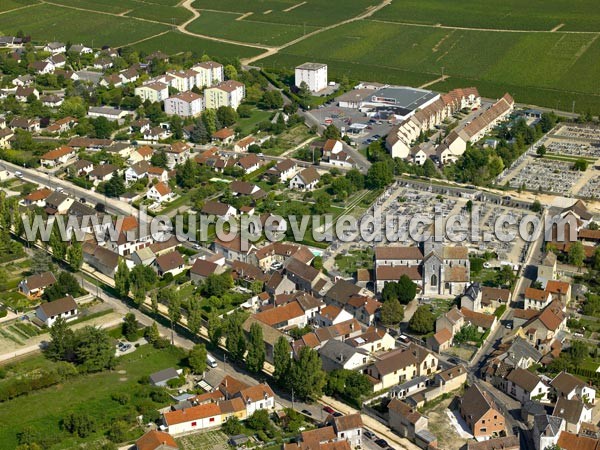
[49,225,67,260]
[62,412,96,438]
[222,416,243,435]
[246,322,266,373]
[114,259,130,298]
[201,272,233,298]
[188,343,207,374]
[569,340,588,366]
[259,90,284,110]
[202,108,218,136]
[593,247,600,271]
[73,326,115,372]
[536,145,547,157]
[531,199,543,213]
[216,106,238,127]
[103,175,126,198]
[380,299,404,327]
[496,265,516,287]
[43,271,83,301]
[130,265,158,305]
[573,159,588,171]
[288,346,326,400]
[322,124,341,140]
[568,241,585,270]
[207,312,222,347]
[66,239,83,270]
[366,161,393,189]
[151,149,168,169]
[397,275,417,304]
[44,317,75,361]
[247,409,271,431]
[187,297,203,335]
[408,305,435,334]
[165,288,182,328]
[225,312,247,363]
[144,322,160,344]
[273,336,293,382]
[224,64,238,80]
[122,313,138,341]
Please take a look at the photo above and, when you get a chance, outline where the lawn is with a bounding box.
[334,248,373,275]
[370,0,600,31]
[237,108,273,135]
[0,345,186,450]
[130,31,264,60]
[0,0,36,12]
[265,124,314,156]
[0,3,170,47]
[186,10,320,46]
[257,20,600,114]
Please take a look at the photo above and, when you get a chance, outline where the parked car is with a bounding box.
[301,409,312,416]
[323,406,335,415]
[364,431,375,440]
[375,438,389,448]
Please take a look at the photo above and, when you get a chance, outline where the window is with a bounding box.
[191,421,197,427]
[209,417,215,422]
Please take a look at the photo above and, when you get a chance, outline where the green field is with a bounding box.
[0,0,37,12]
[371,0,600,31]
[0,345,185,450]
[0,3,170,47]
[258,20,600,113]
[186,10,319,45]
[130,31,264,59]
[191,0,381,27]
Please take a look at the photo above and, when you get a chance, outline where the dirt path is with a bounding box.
[419,74,449,89]
[236,12,253,21]
[551,23,565,32]
[367,18,600,34]
[0,2,39,15]
[283,1,306,13]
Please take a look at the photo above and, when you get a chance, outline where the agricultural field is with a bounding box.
[0,0,38,12]
[0,3,170,47]
[130,31,264,60]
[370,0,600,31]
[191,0,381,27]
[258,20,600,113]
[186,10,319,46]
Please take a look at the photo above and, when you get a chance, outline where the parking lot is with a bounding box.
[308,104,393,148]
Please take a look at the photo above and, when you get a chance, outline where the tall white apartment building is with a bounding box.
[164,91,204,117]
[295,62,328,93]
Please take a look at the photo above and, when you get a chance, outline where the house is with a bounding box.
[346,327,395,354]
[236,154,261,174]
[19,271,56,297]
[435,364,468,394]
[521,300,566,352]
[40,94,63,107]
[295,62,328,93]
[46,53,66,68]
[242,316,289,364]
[69,44,93,55]
[201,201,237,220]
[505,367,549,403]
[234,136,256,152]
[164,91,204,117]
[164,402,222,435]
[125,161,151,184]
[537,253,558,287]
[461,308,498,333]
[129,145,153,164]
[68,137,113,150]
[88,106,130,123]
[229,180,266,199]
[265,159,299,183]
[15,86,39,102]
[107,142,135,158]
[212,127,235,144]
[427,327,453,353]
[212,235,256,263]
[466,436,520,450]
[204,80,245,110]
[550,371,596,405]
[319,339,370,371]
[36,295,78,327]
[326,151,355,169]
[135,82,169,103]
[553,397,593,433]
[88,164,118,185]
[461,282,482,312]
[46,116,78,134]
[135,430,178,450]
[546,280,572,304]
[150,367,180,387]
[0,128,13,149]
[190,259,224,284]
[166,142,193,168]
[44,191,74,214]
[9,117,40,132]
[290,167,320,190]
[388,398,429,441]
[285,257,328,296]
[237,383,275,416]
[253,300,309,330]
[249,242,313,272]
[23,188,53,207]
[29,60,54,74]
[147,182,174,203]
[40,146,76,167]
[436,306,465,336]
[533,414,565,450]
[481,286,511,311]
[153,251,186,277]
[316,305,354,327]
[525,287,553,311]
[330,414,363,448]
[460,384,506,439]
[82,243,120,277]
[44,42,66,54]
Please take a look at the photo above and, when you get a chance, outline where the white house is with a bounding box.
[153,251,186,277]
[235,154,261,175]
[163,403,222,435]
[201,201,237,220]
[533,415,564,450]
[40,146,76,168]
[525,287,553,311]
[88,106,130,122]
[146,182,173,203]
[550,371,596,405]
[135,82,169,103]
[44,42,66,54]
[290,167,320,191]
[35,295,78,327]
[238,383,275,416]
[505,368,550,403]
[316,305,354,327]
[191,61,224,87]
[331,413,363,449]
[295,62,328,93]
